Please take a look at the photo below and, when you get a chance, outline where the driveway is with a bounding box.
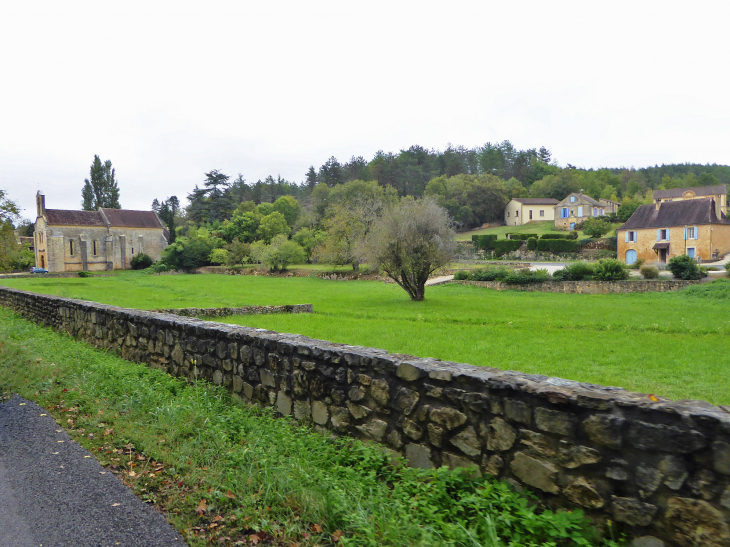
[0,395,185,547]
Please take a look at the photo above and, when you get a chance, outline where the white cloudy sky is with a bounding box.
[2,0,729,221]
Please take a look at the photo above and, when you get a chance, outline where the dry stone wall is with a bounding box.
[457,279,700,294]
[1,285,729,547]
[152,304,313,318]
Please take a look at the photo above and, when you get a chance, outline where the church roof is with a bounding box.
[618,198,729,231]
[44,208,164,229]
[45,209,106,226]
[100,209,164,229]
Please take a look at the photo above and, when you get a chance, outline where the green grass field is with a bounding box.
[1,272,728,405]
[456,221,567,241]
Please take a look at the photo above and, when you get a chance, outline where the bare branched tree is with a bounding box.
[358,198,456,301]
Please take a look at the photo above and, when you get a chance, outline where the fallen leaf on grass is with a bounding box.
[196,499,208,515]
[225,490,236,499]
[332,530,344,542]
[128,470,137,478]
[104,428,114,436]
[310,523,322,533]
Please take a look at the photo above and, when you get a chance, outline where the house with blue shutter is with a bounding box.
[553,193,606,231]
[617,198,730,265]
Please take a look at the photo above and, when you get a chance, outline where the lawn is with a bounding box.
[1,272,728,405]
[456,221,568,241]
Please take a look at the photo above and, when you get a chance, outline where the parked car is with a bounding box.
[30,267,49,273]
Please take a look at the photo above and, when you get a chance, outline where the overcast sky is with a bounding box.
[2,0,729,221]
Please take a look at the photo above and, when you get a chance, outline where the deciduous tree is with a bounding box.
[358,198,456,301]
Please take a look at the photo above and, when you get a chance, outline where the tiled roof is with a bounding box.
[512,198,559,205]
[557,193,601,207]
[45,209,106,226]
[618,198,729,231]
[100,209,164,229]
[653,185,727,200]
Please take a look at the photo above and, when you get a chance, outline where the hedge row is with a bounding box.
[535,239,582,253]
[540,232,579,240]
[505,233,538,241]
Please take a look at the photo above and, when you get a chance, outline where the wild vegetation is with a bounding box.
[2,272,728,405]
[0,308,624,547]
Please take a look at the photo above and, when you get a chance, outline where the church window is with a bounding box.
[93,240,98,255]
[69,240,74,255]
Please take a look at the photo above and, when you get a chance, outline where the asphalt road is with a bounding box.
[0,395,186,547]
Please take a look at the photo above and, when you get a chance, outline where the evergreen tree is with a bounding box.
[305,166,318,190]
[82,155,121,210]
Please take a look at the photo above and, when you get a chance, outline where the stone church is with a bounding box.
[33,191,169,272]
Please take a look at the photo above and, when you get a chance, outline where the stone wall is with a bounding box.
[456,279,700,294]
[152,304,313,318]
[1,285,728,547]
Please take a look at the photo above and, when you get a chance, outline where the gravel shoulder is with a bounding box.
[0,395,185,547]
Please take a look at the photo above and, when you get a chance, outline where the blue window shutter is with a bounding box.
[666,231,670,241]
[684,228,687,240]
[625,231,629,243]
[657,229,660,241]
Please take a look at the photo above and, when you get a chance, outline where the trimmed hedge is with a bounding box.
[540,232,578,240]
[536,239,581,253]
[454,266,550,284]
[505,233,538,241]
[492,239,523,256]
[471,234,498,251]
[526,237,538,251]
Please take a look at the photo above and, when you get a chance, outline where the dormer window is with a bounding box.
[570,196,575,203]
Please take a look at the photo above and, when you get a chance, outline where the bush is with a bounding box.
[453,270,469,280]
[208,248,229,265]
[77,271,90,278]
[540,233,570,240]
[526,237,538,251]
[592,259,629,281]
[536,239,581,253]
[552,262,594,281]
[130,253,153,270]
[492,239,523,257]
[581,218,613,238]
[149,263,169,274]
[262,234,306,272]
[459,266,548,284]
[627,257,644,270]
[472,234,497,251]
[726,263,730,276]
[505,233,538,241]
[667,254,705,280]
[640,265,660,279]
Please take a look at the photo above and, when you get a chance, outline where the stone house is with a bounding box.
[617,198,730,265]
[503,198,558,226]
[33,191,168,272]
[652,184,727,218]
[554,193,605,230]
[598,198,620,215]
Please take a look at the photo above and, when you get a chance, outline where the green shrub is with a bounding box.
[208,248,229,265]
[592,259,629,281]
[536,239,581,253]
[640,265,659,279]
[130,253,153,270]
[627,257,645,270]
[726,263,730,276]
[581,218,613,238]
[505,233,538,241]
[77,271,90,278]
[492,239,523,257]
[461,266,548,284]
[149,262,169,274]
[526,237,538,251]
[540,233,570,240]
[453,270,469,280]
[552,262,595,281]
[667,254,704,280]
[472,234,497,251]
[469,267,508,281]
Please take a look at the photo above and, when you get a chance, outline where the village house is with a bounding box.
[598,198,620,215]
[554,193,605,230]
[504,198,559,226]
[617,197,730,265]
[33,191,168,272]
[652,184,727,218]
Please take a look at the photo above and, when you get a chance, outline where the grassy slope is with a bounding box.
[1,272,728,404]
[456,221,568,241]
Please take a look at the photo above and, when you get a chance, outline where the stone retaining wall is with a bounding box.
[456,279,700,294]
[152,304,313,318]
[1,285,728,546]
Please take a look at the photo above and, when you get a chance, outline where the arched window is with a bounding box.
[625,249,637,265]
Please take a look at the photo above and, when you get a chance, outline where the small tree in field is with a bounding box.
[358,198,456,301]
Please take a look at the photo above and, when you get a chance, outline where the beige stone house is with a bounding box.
[617,198,730,265]
[34,191,168,272]
[554,193,605,230]
[504,198,558,226]
[652,185,727,218]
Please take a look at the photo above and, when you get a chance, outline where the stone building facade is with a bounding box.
[617,198,730,265]
[504,198,559,226]
[653,185,727,218]
[33,192,168,272]
[554,193,606,230]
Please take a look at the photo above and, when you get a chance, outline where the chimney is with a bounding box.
[36,191,45,218]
